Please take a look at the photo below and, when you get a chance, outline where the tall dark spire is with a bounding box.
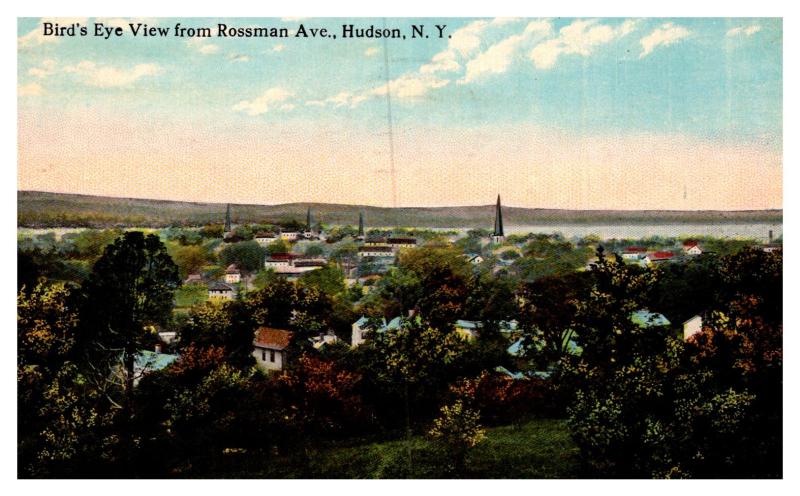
[306,207,313,232]
[224,203,232,233]
[493,195,504,237]
[358,211,365,237]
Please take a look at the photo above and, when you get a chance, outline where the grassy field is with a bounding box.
[174,284,209,308]
[19,190,782,229]
[222,418,580,479]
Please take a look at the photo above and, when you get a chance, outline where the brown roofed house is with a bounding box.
[253,327,293,371]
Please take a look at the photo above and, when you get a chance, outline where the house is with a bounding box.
[465,253,484,265]
[682,241,703,256]
[761,244,782,254]
[630,310,671,328]
[683,315,703,340]
[224,264,241,284]
[351,316,371,346]
[264,253,301,268]
[351,316,403,346]
[254,232,277,247]
[131,349,179,385]
[253,327,293,371]
[208,281,235,300]
[387,237,417,248]
[644,251,674,264]
[358,245,395,257]
[454,320,481,339]
[494,366,526,380]
[279,231,301,241]
[621,247,647,260]
[184,273,203,284]
[507,338,525,357]
[310,331,339,349]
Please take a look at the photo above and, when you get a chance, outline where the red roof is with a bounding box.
[649,251,674,259]
[683,240,699,247]
[268,253,301,261]
[254,327,293,350]
[624,246,647,252]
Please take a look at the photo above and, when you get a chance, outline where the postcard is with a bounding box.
[17,16,782,479]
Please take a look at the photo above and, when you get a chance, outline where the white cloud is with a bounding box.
[639,22,690,59]
[199,44,220,55]
[272,44,286,53]
[28,59,57,78]
[280,103,296,111]
[299,17,530,109]
[364,47,379,57]
[726,24,762,37]
[233,87,294,115]
[64,61,162,88]
[530,19,638,70]
[18,17,88,48]
[19,82,43,96]
[228,54,250,62]
[368,74,450,99]
[186,37,220,55]
[461,20,552,83]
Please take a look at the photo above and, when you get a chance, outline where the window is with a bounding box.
[261,350,266,361]
[270,350,276,362]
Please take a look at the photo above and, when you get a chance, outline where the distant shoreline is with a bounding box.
[17,190,783,229]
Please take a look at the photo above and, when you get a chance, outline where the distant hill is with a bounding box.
[17,191,783,229]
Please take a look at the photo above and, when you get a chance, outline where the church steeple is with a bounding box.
[306,207,313,232]
[358,210,365,237]
[492,195,505,243]
[224,203,232,233]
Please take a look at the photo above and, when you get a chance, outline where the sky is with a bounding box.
[17,17,782,210]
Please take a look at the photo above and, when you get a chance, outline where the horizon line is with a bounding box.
[17,190,783,213]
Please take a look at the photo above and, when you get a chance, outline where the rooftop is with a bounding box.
[254,327,293,350]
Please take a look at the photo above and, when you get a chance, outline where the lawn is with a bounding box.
[174,283,208,308]
[225,418,580,479]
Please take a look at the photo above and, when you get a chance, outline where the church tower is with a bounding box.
[306,207,313,233]
[224,203,232,233]
[358,211,365,238]
[492,195,505,244]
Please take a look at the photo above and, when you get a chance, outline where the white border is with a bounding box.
[3,1,795,494]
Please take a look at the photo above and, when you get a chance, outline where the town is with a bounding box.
[17,194,782,478]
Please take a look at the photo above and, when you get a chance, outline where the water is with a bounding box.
[18,222,782,242]
[443,222,782,242]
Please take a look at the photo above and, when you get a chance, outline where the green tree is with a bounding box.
[428,399,485,476]
[77,231,180,461]
[219,240,265,273]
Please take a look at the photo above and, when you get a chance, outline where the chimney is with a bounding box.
[154,344,162,354]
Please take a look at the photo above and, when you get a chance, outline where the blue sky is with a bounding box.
[17,17,783,209]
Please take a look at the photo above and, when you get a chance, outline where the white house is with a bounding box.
[465,253,484,265]
[264,253,299,268]
[621,247,647,260]
[253,327,293,372]
[208,281,235,300]
[310,331,339,349]
[279,231,301,241]
[683,315,703,341]
[682,241,703,256]
[224,264,241,284]
[351,316,371,346]
[358,245,395,257]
